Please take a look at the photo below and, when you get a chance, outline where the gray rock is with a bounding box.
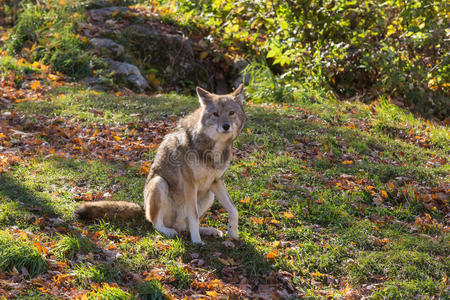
[106,60,149,91]
[119,27,199,87]
[90,38,124,56]
[81,77,112,91]
[88,6,130,18]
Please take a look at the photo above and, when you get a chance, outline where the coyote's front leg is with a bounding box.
[184,185,203,244]
[211,179,239,240]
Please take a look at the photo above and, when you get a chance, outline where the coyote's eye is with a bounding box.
[229,111,235,116]
[213,112,219,117]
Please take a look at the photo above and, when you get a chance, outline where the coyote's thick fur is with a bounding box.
[75,85,246,244]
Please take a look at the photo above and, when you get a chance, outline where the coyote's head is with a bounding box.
[196,84,246,141]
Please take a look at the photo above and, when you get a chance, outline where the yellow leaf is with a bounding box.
[273,240,280,248]
[206,291,218,297]
[199,51,209,59]
[30,80,42,90]
[386,24,396,37]
[246,128,251,134]
[341,160,353,165]
[113,136,121,141]
[381,190,388,198]
[266,249,277,259]
[283,212,294,219]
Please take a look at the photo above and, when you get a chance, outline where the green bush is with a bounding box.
[170,0,449,118]
[7,0,92,79]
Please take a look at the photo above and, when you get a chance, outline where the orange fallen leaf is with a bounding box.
[283,212,294,219]
[341,160,353,165]
[240,196,250,204]
[381,190,388,198]
[251,217,263,225]
[266,249,277,259]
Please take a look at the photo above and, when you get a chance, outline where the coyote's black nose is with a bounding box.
[222,123,230,131]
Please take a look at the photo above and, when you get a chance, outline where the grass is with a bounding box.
[86,283,134,300]
[166,263,192,289]
[74,263,118,286]
[0,231,47,276]
[1,74,449,298]
[137,280,167,300]
[53,235,96,261]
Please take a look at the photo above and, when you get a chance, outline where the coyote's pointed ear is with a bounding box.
[196,87,213,107]
[232,83,244,104]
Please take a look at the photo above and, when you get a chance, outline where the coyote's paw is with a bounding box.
[191,239,205,245]
[156,227,178,238]
[200,227,224,237]
[227,230,239,240]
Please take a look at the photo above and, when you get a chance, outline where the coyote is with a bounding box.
[76,84,246,244]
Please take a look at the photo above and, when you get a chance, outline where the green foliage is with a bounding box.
[87,284,135,300]
[167,263,192,289]
[74,263,118,285]
[170,0,449,118]
[53,235,95,261]
[0,231,47,276]
[7,0,93,79]
[137,280,167,300]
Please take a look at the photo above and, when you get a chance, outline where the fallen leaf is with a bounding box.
[266,249,277,259]
[283,212,294,219]
[240,196,250,204]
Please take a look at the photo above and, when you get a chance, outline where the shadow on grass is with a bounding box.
[0,173,60,219]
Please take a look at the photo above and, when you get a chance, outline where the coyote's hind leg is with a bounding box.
[144,176,178,238]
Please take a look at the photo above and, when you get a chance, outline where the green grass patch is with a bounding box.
[74,263,118,286]
[0,231,47,276]
[347,250,447,284]
[167,263,192,289]
[53,235,96,261]
[137,280,167,300]
[86,283,134,300]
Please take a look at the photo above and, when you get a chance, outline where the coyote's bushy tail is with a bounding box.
[75,201,143,221]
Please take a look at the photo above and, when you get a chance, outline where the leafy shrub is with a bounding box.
[169,0,449,118]
[7,0,93,79]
